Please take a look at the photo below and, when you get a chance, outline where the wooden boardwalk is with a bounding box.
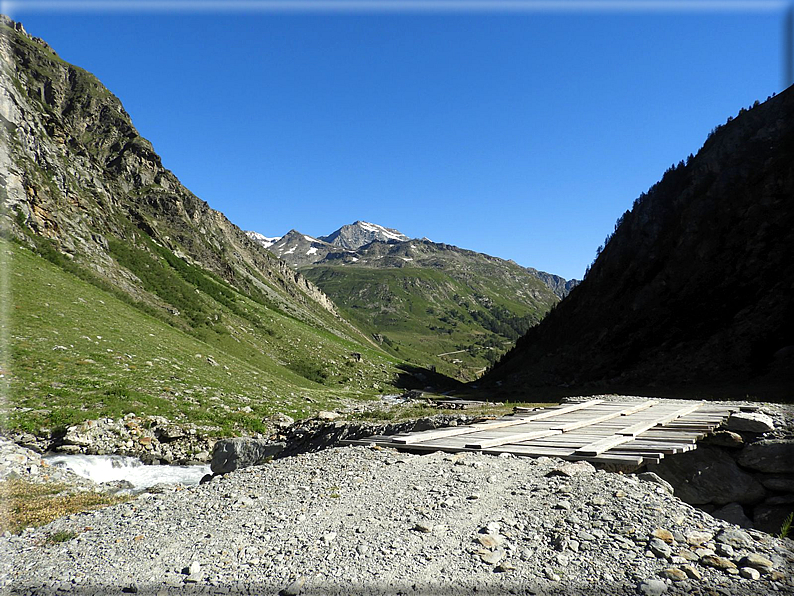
[343,399,738,467]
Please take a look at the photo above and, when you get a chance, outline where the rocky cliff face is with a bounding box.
[0,16,341,329]
[485,87,794,400]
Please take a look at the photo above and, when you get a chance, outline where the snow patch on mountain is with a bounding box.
[246,231,281,249]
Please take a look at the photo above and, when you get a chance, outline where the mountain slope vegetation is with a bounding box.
[301,238,561,380]
[250,221,571,380]
[0,17,407,434]
[484,88,794,400]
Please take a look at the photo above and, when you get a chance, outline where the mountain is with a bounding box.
[0,16,407,436]
[248,220,573,380]
[246,231,281,249]
[301,238,561,380]
[484,88,794,400]
[251,229,349,267]
[319,220,410,250]
[523,268,578,300]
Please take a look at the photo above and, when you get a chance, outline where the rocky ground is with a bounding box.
[1,441,793,595]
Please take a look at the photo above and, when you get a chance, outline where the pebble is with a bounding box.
[740,566,761,580]
[659,567,687,581]
[638,578,668,596]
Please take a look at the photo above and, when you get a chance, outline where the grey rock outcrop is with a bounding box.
[647,445,766,506]
[726,412,776,433]
[738,439,794,474]
[210,438,285,475]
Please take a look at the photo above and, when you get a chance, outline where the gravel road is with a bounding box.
[1,443,792,595]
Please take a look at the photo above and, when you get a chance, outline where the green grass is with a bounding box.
[0,479,128,534]
[1,239,403,436]
[302,265,555,381]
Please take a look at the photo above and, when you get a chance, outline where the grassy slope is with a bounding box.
[2,239,401,436]
[302,265,553,380]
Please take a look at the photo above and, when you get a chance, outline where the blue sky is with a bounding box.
[6,1,787,280]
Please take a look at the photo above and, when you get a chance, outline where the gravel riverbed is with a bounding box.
[1,442,792,595]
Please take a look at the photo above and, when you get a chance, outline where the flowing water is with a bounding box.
[44,454,210,490]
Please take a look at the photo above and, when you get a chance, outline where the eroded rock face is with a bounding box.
[738,439,794,474]
[210,439,285,475]
[647,445,766,506]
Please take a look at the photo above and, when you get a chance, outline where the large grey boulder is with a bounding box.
[646,445,766,505]
[210,439,285,475]
[753,500,794,535]
[711,502,753,528]
[737,439,794,474]
[725,412,775,433]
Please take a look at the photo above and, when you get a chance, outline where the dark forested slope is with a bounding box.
[484,88,794,400]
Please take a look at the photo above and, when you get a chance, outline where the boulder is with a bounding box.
[758,474,794,492]
[702,430,744,448]
[752,502,794,535]
[637,471,674,495]
[737,439,794,474]
[711,502,753,528]
[210,439,285,475]
[646,445,766,505]
[725,412,775,433]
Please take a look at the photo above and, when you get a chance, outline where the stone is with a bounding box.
[494,562,515,572]
[543,568,560,581]
[738,553,774,573]
[699,555,737,570]
[182,562,200,575]
[646,446,766,505]
[739,567,761,580]
[753,500,794,534]
[758,475,794,492]
[651,528,674,544]
[480,548,505,565]
[725,412,775,433]
[703,430,744,448]
[317,411,340,421]
[715,543,734,558]
[476,534,502,549]
[413,522,433,534]
[638,578,667,596]
[554,500,571,511]
[658,568,687,581]
[210,438,285,475]
[714,527,754,549]
[648,537,671,559]
[737,439,794,474]
[638,472,674,495]
[682,564,702,580]
[685,530,713,546]
[711,502,753,528]
[545,461,595,477]
[281,576,306,595]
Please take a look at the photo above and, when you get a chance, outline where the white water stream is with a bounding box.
[45,454,210,490]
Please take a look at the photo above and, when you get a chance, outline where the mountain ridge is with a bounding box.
[0,15,409,435]
[484,86,794,400]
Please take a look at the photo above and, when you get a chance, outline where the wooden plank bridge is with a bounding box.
[344,399,738,467]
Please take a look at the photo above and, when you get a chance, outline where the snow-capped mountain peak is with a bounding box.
[319,221,410,251]
[246,231,282,249]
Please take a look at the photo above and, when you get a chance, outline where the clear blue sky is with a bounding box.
[6,2,787,280]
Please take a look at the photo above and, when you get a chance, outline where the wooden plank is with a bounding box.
[466,401,657,449]
[465,429,562,449]
[551,400,658,432]
[390,399,604,445]
[616,403,703,437]
[571,403,700,456]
